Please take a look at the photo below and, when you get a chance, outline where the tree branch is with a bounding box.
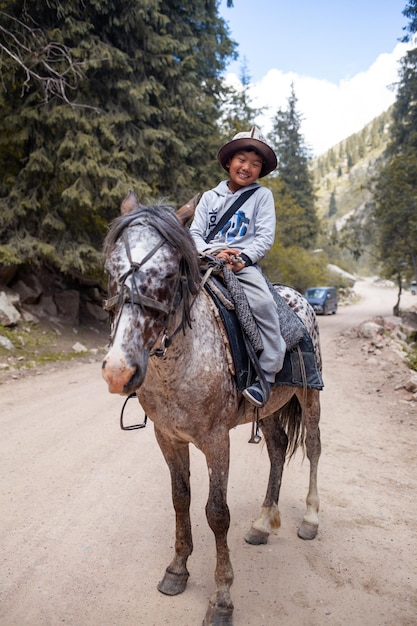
[0,11,89,106]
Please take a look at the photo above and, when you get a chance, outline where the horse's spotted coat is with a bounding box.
[275,284,322,371]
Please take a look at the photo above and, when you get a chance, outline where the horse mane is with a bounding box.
[104,203,201,325]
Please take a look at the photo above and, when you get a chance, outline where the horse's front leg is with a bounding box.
[245,412,288,545]
[202,433,234,626]
[154,427,192,596]
[297,389,321,540]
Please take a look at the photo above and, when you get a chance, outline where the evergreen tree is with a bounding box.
[269,84,319,248]
[0,0,235,277]
[367,20,417,286]
[402,0,417,41]
[328,190,337,217]
[387,48,417,154]
[219,59,262,139]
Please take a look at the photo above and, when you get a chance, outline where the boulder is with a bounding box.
[404,375,417,394]
[54,290,80,325]
[0,335,15,350]
[84,300,108,322]
[72,342,88,353]
[13,278,42,304]
[0,264,17,285]
[24,295,58,320]
[0,289,21,326]
[358,321,383,339]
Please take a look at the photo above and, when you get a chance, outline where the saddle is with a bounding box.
[203,268,323,392]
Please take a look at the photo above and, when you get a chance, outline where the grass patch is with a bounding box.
[0,322,100,371]
[406,346,417,372]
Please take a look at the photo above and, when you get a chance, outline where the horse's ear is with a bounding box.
[121,189,140,215]
[176,193,200,226]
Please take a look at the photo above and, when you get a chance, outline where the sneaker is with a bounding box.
[242,381,270,408]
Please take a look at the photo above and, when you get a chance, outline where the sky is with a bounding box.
[219,0,413,156]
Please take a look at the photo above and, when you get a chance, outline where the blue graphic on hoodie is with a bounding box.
[221,210,249,241]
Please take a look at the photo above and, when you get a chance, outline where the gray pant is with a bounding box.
[236,265,286,383]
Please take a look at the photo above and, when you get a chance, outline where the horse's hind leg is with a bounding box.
[245,413,288,545]
[297,388,321,540]
[154,427,192,596]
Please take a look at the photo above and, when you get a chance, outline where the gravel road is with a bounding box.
[1,278,416,626]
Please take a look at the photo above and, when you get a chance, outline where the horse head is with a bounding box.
[101,191,200,395]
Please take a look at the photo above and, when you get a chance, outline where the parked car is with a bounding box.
[304,286,338,315]
[411,280,417,295]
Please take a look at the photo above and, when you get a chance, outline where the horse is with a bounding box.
[101,192,322,626]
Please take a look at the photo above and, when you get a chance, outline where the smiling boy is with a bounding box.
[190,127,286,407]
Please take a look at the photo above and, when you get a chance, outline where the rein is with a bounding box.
[104,215,200,431]
[103,218,196,356]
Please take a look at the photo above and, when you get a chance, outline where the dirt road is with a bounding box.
[1,279,416,626]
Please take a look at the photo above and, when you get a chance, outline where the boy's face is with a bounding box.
[226,150,263,192]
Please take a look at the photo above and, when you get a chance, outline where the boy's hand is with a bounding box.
[215,248,245,272]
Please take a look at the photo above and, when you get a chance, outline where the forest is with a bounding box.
[0,0,417,304]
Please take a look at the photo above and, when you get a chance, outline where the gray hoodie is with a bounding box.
[190,181,276,265]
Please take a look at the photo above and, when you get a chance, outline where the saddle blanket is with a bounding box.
[204,278,323,392]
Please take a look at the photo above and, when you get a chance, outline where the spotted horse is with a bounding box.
[102,192,322,626]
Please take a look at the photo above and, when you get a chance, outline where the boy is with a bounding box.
[190,127,286,407]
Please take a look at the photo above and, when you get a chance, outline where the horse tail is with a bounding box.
[277,395,306,460]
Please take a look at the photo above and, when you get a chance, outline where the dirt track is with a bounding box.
[1,279,417,626]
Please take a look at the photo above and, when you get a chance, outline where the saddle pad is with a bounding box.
[204,281,251,390]
[204,278,324,391]
[275,334,324,390]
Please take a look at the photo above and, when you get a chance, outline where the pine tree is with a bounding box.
[328,190,337,217]
[268,84,319,248]
[402,0,417,41]
[368,16,417,286]
[0,0,235,277]
[219,59,262,139]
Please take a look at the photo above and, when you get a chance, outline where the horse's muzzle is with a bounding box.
[102,351,146,395]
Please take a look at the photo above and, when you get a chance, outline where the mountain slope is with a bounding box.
[310,108,392,228]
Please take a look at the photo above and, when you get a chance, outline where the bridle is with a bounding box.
[103,220,193,357]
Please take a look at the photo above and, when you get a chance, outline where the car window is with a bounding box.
[306,288,325,298]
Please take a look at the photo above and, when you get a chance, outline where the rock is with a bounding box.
[54,290,80,325]
[0,264,17,285]
[84,301,108,322]
[0,290,21,326]
[72,342,88,353]
[404,375,417,393]
[0,335,15,350]
[24,295,58,319]
[19,308,39,323]
[401,311,417,329]
[13,279,42,304]
[358,321,384,339]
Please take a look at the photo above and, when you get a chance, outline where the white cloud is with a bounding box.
[224,41,412,156]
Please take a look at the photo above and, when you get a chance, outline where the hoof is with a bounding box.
[244,527,269,545]
[157,568,189,596]
[203,601,234,626]
[298,521,318,540]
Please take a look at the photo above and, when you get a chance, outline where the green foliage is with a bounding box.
[261,242,330,293]
[368,45,417,284]
[406,345,417,371]
[402,0,417,41]
[268,84,319,249]
[371,150,417,281]
[0,0,235,280]
[328,190,337,217]
[219,60,264,139]
[266,177,314,249]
